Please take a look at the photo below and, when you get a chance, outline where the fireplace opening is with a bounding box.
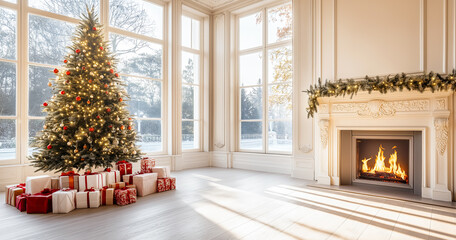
[354,137,413,188]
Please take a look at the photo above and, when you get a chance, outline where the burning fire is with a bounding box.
[360,145,407,181]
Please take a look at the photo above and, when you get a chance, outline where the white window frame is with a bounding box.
[181,11,203,152]
[0,0,169,166]
[236,1,292,154]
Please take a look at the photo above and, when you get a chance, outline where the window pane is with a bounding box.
[182,85,199,120]
[182,16,191,48]
[267,3,292,43]
[0,119,15,160]
[29,65,53,117]
[182,51,200,84]
[240,121,262,150]
[110,33,162,79]
[109,0,163,39]
[0,7,16,60]
[3,0,16,3]
[240,87,262,120]
[29,14,75,66]
[182,120,199,150]
[191,19,200,50]
[28,0,100,19]
[239,12,262,50]
[268,84,292,120]
[240,52,262,86]
[28,119,45,155]
[268,46,292,84]
[268,121,292,152]
[134,120,161,152]
[0,62,16,116]
[124,77,161,118]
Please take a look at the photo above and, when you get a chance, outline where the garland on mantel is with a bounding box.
[304,69,456,118]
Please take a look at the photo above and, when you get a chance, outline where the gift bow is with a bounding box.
[102,186,109,190]
[117,160,129,164]
[41,188,51,194]
[105,168,112,172]
[85,187,96,192]
[84,171,98,175]
[61,171,79,176]
[61,188,73,191]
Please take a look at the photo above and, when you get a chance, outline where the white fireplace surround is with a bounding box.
[315,90,454,202]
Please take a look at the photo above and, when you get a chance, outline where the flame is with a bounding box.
[362,145,407,181]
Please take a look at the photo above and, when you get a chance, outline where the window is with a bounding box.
[0,0,167,164]
[109,0,165,153]
[181,14,202,150]
[238,3,292,153]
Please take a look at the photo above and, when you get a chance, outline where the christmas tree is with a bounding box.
[30,7,141,172]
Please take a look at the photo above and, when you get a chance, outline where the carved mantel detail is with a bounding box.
[435,98,447,110]
[434,118,449,156]
[331,99,430,118]
[319,120,329,149]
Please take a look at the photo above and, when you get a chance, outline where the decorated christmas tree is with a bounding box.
[30,7,141,172]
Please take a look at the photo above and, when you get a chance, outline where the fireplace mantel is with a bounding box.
[315,90,454,202]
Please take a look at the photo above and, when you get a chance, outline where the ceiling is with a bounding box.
[188,0,245,11]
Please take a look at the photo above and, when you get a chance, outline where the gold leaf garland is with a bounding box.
[304,70,456,118]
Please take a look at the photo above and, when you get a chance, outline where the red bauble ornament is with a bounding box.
[88,79,93,83]
[92,27,97,31]
[108,125,113,128]
[66,71,70,75]
[76,96,81,101]
[100,46,103,50]
[119,98,123,102]
[115,73,119,77]
[53,68,59,73]
[107,62,111,66]
[96,115,101,119]
[127,126,132,130]
[105,91,109,94]
[75,49,80,53]
[109,69,114,73]
[43,102,48,107]
[47,145,52,149]
[128,118,132,120]
[64,59,68,63]
[89,127,94,132]
[87,100,91,104]
[82,66,86,70]
[104,84,108,88]
[63,126,68,130]
[60,91,65,95]
[120,125,125,130]
[106,108,111,113]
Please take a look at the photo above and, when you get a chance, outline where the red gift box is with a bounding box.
[157,177,176,192]
[114,187,136,206]
[170,177,176,190]
[26,188,58,214]
[116,160,132,178]
[16,193,30,212]
[140,157,155,173]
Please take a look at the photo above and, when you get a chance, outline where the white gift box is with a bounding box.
[76,191,100,209]
[133,173,158,197]
[152,167,170,178]
[52,189,77,214]
[25,175,51,194]
[98,172,108,188]
[102,170,120,186]
[78,174,100,191]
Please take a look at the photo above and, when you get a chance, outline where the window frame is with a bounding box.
[236,1,293,154]
[181,11,204,152]
[0,0,169,165]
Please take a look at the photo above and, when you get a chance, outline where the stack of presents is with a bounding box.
[4,158,176,214]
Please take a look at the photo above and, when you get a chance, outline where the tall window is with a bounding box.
[238,3,292,153]
[109,0,165,153]
[0,0,167,163]
[181,14,202,150]
[0,3,17,161]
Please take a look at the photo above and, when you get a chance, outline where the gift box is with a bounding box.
[76,188,100,209]
[133,173,158,197]
[114,187,137,206]
[26,189,57,214]
[60,171,79,190]
[5,183,25,206]
[78,172,100,191]
[109,182,126,189]
[16,193,30,212]
[51,177,60,190]
[52,189,77,214]
[116,160,132,178]
[98,172,108,188]
[126,184,136,191]
[26,175,51,194]
[100,187,114,206]
[140,157,155,173]
[102,168,120,186]
[152,167,170,178]
[122,174,136,184]
[157,177,176,192]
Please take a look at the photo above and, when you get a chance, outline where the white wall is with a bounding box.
[210,0,456,184]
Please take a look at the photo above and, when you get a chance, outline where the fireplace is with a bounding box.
[353,136,413,189]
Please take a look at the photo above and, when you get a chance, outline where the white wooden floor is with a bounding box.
[1,167,455,240]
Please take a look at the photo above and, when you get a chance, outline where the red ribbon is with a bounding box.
[84,171,97,175]
[61,188,73,191]
[61,171,79,176]
[85,187,96,192]
[117,160,128,164]
[85,187,95,208]
[105,168,111,172]
[41,188,51,194]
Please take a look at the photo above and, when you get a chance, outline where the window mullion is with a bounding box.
[262,7,268,154]
[19,0,28,164]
